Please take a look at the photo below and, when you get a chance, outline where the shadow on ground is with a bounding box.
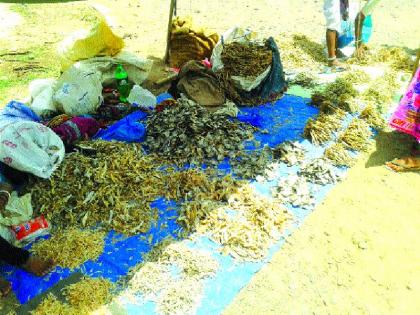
[365,130,414,168]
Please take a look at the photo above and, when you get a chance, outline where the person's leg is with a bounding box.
[324,0,344,67]
[0,236,54,297]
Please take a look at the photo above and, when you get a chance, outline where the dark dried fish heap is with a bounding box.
[145,97,271,179]
[221,42,272,77]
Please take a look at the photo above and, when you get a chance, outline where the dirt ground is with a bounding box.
[0,0,419,314]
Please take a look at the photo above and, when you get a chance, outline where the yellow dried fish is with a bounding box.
[360,104,386,129]
[324,143,355,167]
[31,228,105,269]
[339,119,373,152]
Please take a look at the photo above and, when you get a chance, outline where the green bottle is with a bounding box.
[114,64,131,103]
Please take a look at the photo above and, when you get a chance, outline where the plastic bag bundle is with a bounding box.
[0,121,65,178]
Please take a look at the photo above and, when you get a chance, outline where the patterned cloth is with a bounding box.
[389,67,420,140]
[50,117,100,146]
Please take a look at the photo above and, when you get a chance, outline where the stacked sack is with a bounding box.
[170,16,219,68]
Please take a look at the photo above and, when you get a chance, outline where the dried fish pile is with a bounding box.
[31,228,105,269]
[32,277,114,315]
[303,110,346,145]
[299,158,342,185]
[340,69,370,84]
[221,42,272,77]
[350,46,413,72]
[198,185,289,260]
[324,143,355,167]
[273,175,315,210]
[145,97,261,170]
[311,78,359,113]
[290,72,317,88]
[30,141,163,235]
[272,141,307,166]
[277,34,326,70]
[339,119,373,152]
[360,104,386,129]
[361,71,399,113]
[230,146,273,179]
[128,241,218,315]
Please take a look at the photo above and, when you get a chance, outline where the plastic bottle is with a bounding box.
[114,64,131,103]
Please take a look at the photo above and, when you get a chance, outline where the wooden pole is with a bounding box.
[164,0,176,64]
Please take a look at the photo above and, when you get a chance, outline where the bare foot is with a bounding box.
[22,256,55,277]
[385,157,420,172]
[0,277,11,297]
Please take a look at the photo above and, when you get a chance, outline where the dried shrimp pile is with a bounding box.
[32,277,114,315]
[128,241,218,315]
[31,228,105,269]
[221,42,272,77]
[197,185,289,261]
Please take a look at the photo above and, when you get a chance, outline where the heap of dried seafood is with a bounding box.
[197,185,289,260]
[299,158,342,185]
[221,42,272,77]
[30,141,163,235]
[311,78,359,113]
[349,46,414,71]
[32,277,114,315]
[277,33,326,70]
[303,110,346,145]
[339,119,373,152]
[290,72,317,88]
[360,104,386,129]
[324,143,355,167]
[273,175,315,209]
[339,69,370,84]
[145,97,256,167]
[31,228,105,269]
[272,141,307,166]
[128,241,218,315]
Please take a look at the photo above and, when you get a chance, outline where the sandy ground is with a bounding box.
[0,0,419,314]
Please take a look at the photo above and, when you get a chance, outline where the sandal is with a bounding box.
[385,158,420,172]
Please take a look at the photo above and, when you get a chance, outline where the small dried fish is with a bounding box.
[303,110,345,145]
[359,104,386,129]
[339,118,373,152]
[299,158,342,185]
[324,143,355,167]
[273,175,315,209]
[272,141,307,166]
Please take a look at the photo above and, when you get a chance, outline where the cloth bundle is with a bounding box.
[170,16,219,68]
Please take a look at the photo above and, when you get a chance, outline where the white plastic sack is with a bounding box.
[54,66,103,116]
[128,85,156,109]
[211,27,270,92]
[29,78,57,117]
[0,192,33,226]
[75,51,153,86]
[0,121,65,179]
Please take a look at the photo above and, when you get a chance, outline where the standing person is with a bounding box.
[324,0,382,69]
[0,182,54,297]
